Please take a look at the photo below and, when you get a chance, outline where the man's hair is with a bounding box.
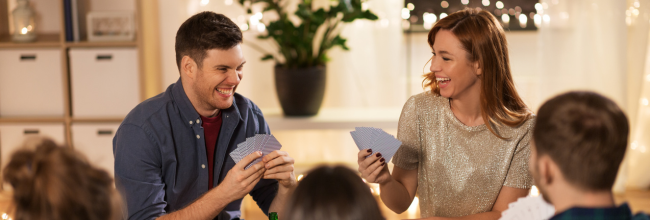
[533,91,629,191]
[175,11,242,71]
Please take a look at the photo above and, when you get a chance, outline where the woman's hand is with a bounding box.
[357,149,392,185]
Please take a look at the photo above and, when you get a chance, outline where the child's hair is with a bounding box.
[3,138,121,220]
[283,165,385,220]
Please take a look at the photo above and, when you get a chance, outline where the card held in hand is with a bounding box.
[350,127,402,163]
[230,134,283,170]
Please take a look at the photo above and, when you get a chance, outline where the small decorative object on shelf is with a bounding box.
[11,0,36,42]
[268,212,278,220]
[86,11,135,42]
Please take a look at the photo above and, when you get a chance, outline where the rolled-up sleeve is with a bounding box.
[114,123,167,220]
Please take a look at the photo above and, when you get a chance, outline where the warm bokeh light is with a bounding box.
[496,1,504,9]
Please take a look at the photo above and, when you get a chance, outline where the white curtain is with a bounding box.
[622,0,650,190]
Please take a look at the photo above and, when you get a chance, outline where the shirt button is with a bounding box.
[189,121,193,125]
[196,135,200,139]
[196,119,200,124]
[201,164,205,169]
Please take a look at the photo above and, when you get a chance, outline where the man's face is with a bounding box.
[192,45,245,111]
[529,142,551,203]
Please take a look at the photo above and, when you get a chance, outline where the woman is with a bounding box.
[3,138,121,220]
[358,9,534,219]
[283,165,384,220]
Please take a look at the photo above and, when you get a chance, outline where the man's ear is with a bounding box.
[181,55,198,80]
[538,155,555,186]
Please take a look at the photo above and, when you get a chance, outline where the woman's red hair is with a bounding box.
[423,8,532,138]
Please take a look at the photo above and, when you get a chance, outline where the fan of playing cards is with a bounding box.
[350,127,402,163]
[230,134,282,169]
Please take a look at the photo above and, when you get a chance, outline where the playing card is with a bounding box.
[231,134,283,170]
[350,127,402,162]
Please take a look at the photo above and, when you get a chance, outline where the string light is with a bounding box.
[645,74,650,82]
[402,8,411,19]
[224,0,233,6]
[461,0,469,5]
[297,174,304,181]
[482,0,490,7]
[501,14,510,23]
[642,98,649,106]
[543,14,550,24]
[534,14,542,27]
[496,1,504,9]
[200,0,209,6]
[634,0,641,8]
[407,3,415,11]
[423,12,437,29]
[441,1,449,8]
[519,14,527,28]
[440,13,448,19]
[535,3,543,12]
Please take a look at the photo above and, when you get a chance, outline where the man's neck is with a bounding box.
[552,188,616,214]
[181,78,220,118]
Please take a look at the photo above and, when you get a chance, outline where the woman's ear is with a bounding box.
[474,61,482,76]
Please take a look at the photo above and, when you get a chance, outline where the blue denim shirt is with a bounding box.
[113,78,278,220]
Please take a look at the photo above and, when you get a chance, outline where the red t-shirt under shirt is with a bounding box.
[201,111,223,190]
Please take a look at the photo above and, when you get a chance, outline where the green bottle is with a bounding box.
[268,212,278,220]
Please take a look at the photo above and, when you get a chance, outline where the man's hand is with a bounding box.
[262,151,296,188]
[215,151,266,203]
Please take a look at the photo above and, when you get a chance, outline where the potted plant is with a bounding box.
[238,0,378,116]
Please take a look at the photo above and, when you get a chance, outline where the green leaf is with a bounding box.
[261,54,274,61]
[331,35,349,50]
[363,10,379,20]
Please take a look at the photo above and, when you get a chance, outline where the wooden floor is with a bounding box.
[0,190,646,219]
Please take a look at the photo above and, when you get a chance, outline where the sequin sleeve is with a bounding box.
[503,118,535,189]
[392,95,421,170]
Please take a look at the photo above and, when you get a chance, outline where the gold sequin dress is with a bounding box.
[392,92,535,218]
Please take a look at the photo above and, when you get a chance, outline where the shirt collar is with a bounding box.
[171,78,243,127]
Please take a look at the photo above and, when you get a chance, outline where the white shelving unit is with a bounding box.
[0,0,148,178]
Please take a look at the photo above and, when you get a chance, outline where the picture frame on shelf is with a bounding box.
[86,11,134,42]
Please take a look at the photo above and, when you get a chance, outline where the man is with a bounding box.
[529,91,649,220]
[113,12,296,220]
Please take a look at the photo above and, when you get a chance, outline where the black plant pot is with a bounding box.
[274,65,326,116]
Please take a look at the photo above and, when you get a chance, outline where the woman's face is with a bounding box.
[430,30,482,99]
